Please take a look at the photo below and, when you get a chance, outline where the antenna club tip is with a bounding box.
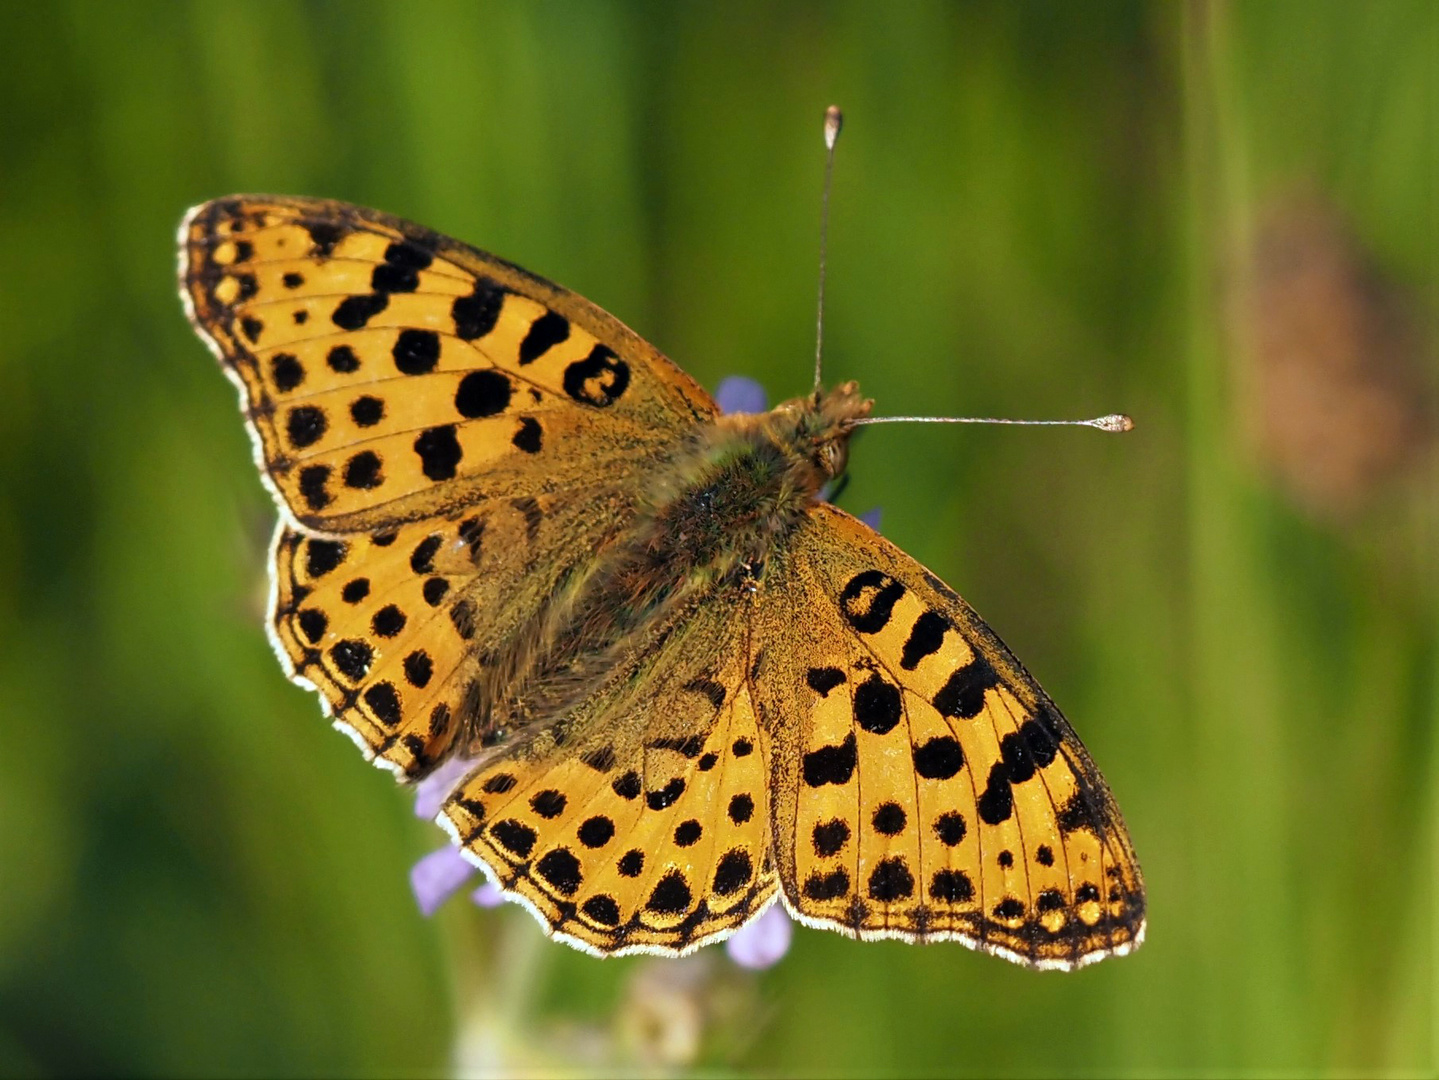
[824,105,843,148]
[1095,413,1134,433]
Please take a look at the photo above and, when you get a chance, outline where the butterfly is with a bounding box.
[178,192,1144,970]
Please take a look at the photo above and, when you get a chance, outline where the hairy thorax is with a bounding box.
[483,383,872,736]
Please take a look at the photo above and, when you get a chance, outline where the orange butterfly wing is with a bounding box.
[754,504,1145,969]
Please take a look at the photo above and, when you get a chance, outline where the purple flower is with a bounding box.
[471,879,506,909]
[410,845,477,917]
[409,755,482,916]
[715,374,768,415]
[412,754,477,822]
[725,902,794,970]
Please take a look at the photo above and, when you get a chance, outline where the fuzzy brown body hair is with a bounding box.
[462,384,871,747]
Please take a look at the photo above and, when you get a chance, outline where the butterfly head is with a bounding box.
[768,380,872,486]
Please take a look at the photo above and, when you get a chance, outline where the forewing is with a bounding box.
[178,196,715,532]
[438,591,777,955]
[755,503,1144,969]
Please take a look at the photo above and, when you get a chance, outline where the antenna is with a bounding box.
[814,105,843,394]
[854,413,1135,433]
[808,107,1133,438]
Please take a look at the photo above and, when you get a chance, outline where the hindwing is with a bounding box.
[437,587,777,955]
[753,504,1145,969]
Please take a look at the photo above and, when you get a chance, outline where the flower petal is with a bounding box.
[410,846,476,916]
[715,376,768,416]
[725,903,793,969]
[412,755,477,820]
[471,880,506,909]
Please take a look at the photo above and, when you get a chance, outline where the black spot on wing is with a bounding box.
[933,811,967,846]
[802,733,857,788]
[343,450,383,489]
[305,539,346,578]
[852,673,901,735]
[806,667,846,695]
[839,570,905,634]
[932,655,1000,719]
[332,292,388,330]
[482,773,517,794]
[867,857,914,902]
[617,849,644,876]
[871,802,906,835]
[350,395,384,426]
[713,850,753,896]
[303,220,346,258]
[977,762,1014,825]
[296,609,327,643]
[403,650,432,688]
[491,819,536,858]
[383,240,433,270]
[912,736,965,780]
[803,868,850,901]
[448,599,475,640]
[900,610,948,669]
[646,871,691,914]
[530,789,566,819]
[512,417,543,453]
[612,771,641,800]
[286,406,327,449]
[577,816,614,847]
[645,777,685,810]
[362,682,402,727]
[298,465,331,510]
[410,535,442,573]
[930,869,974,903]
[518,310,570,364]
[535,848,582,895]
[271,352,304,391]
[371,261,419,294]
[370,604,406,637]
[562,344,630,407]
[392,328,440,374]
[581,894,621,926]
[414,425,463,480]
[1058,791,1099,835]
[812,819,850,857]
[673,820,702,847]
[329,639,372,681]
[992,897,1025,920]
[327,344,360,373]
[427,703,451,737]
[455,369,512,418]
[728,794,754,823]
[1037,889,1066,913]
[452,278,506,340]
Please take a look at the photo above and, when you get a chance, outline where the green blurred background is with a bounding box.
[1,1,1433,1075]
